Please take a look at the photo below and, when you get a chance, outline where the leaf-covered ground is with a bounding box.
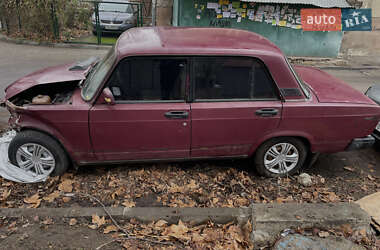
[0,215,253,249]
[1,154,379,209]
[1,213,379,249]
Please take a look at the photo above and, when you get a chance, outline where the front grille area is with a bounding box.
[101,20,111,24]
[113,21,123,24]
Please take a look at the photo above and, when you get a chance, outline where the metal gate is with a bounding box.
[74,0,143,45]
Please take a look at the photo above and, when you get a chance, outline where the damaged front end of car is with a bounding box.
[1,56,99,130]
[0,57,99,182]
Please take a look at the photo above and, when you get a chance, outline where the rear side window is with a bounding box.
[107,58,187,102]
[193,57,278,101]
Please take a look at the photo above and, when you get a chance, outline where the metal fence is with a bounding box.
[79,1,143,45]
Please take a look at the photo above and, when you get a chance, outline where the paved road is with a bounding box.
[0,41,107,98]
[0,41,107,126]
[323,68,380,93]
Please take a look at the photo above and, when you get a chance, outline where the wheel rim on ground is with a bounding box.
[15,143,56,178]
[263,143,299,174]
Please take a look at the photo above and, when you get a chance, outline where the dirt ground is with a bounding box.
[0,216,254,250]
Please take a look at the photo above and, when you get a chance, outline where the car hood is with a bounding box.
[294,65,375,105]
[5,63,87,100]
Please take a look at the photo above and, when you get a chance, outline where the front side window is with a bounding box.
[107,58,187,102]
[193,57,278,101]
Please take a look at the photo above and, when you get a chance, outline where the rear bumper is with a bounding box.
[345,135,375,151]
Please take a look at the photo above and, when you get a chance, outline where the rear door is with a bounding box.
[89,57,191,161]
[190,56,283,158]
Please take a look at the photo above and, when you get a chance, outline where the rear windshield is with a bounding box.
[81,47,116,101]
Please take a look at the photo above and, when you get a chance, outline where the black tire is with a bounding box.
[8,130,70,176]
[254,137,308,178]
[92,30,97,36]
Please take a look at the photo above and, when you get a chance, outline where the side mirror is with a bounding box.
[101,87,115,105]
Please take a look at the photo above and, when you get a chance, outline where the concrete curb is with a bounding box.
[318,66,380,71]
[251,203,371,246]
[0,203,370,247]
[0,203,369,228]
[0,33,110,50]
[0,206,251,225]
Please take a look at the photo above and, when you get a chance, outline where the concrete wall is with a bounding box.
[174,0,343,57]
[361,0,380,29]
[340,0,380,55]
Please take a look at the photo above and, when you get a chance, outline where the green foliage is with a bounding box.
[1,0,92,41]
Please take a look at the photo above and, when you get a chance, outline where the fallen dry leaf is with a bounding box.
[367,175,375,181]
[168,184,185,193]
[122,200,135,208]
[162,220,190,240]
[327,192,340,202]
[227,225,245,243]
[43,191,60,203]
[88,224,98,230]
[58,179,74,193]
[69,218,77,226]
[0,188,11,201]
[62,197,71,203]
[187,179,199,190]
[154,219,168,229]
[92,214,106,228]
[104,225,118,234]
[24,193,41,208]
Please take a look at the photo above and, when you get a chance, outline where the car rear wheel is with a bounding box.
[8,130,69,177]
[254,137,307,177]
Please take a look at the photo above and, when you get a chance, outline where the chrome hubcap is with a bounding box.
[264,143,299,174]
[15,143,55,177]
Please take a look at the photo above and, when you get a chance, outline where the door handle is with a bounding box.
[164,111,189,119]
[255,108,279,117]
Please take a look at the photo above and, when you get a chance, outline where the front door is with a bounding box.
[190,56,283,158]
[89,57,190,161]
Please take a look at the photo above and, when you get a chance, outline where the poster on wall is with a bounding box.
[342,8,372,31]
[201,1,303,29]
[301,9,341,31]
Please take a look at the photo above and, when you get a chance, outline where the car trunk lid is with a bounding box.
[294,65,375,105]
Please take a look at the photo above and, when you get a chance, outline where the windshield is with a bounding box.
[285,57,311,99]
[81,47,116,101]
[99,3,133,13]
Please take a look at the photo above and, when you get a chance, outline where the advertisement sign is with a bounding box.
[342,8,372,31]
[301,9,341,31]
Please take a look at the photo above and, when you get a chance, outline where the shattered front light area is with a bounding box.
[0,130,48,183]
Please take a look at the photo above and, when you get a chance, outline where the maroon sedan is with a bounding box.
[2,27,380,178]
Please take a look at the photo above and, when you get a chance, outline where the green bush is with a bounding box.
[1,0,92,41]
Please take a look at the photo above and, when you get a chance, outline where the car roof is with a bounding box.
[116,27,283,58]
